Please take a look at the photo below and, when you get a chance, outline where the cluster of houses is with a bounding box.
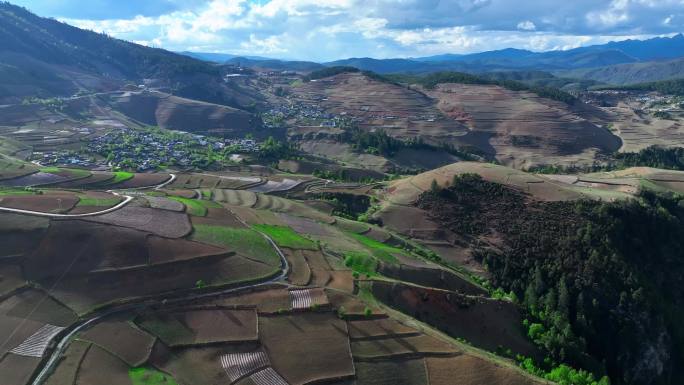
[33,151,94,168]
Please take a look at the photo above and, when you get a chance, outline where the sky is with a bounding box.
[9,0,684,62]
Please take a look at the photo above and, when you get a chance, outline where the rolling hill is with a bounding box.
[0,2,259,109]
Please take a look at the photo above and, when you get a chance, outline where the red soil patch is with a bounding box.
[347,318,420,340]
[351,334,459,360]
[79,318,155,366]
[138,308,257,346]
[325,289,384,318]
[259,313,355,384]
[84,206,192,238]
[52,172,114,188]
[25,220,149,280]
[75,345,131,385]
[426,355,542,385]
[0,354,42,385]
[147,236,229,265]
[282,249,312,286]
[372,281,536,357]
[44,340,91,385]
[2,288,77,326]
[355,358,428,385]
[213,287,291,314]
[0,193,78,213]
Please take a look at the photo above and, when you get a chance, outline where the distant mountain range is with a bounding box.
[183,34,684,85]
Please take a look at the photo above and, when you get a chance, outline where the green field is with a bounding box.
[348,233,401,264]
[169,197,221,216]
[0,188,36,196]
[191,224,280,266]
[76,196,122,207]
[252,224,318,250]
[129,367,179,385]
[108,171,134,185]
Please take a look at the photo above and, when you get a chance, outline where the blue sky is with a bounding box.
[10,0,684,61]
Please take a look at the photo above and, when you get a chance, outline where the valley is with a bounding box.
[1,2,684,385]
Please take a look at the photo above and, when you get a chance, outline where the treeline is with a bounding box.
[417,175,684,385]
[596,78,684,96]
[303,66,359,81]
[530,145,684,174]
[338,128,477,160]
[387,71,577,104]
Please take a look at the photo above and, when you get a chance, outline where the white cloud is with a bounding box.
[57,0,684,61]
[517,20,536,31]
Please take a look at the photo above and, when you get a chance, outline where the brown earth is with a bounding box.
[83,206,192,238]
[44,340,92,385]
[259,313,355,385]
[426,355,543,385]
[74,345,131,385]
[0,353,42,385]
[79,318,156,366]
[372,281,537,358]
[109,91,261,138]
[355,359,429,385]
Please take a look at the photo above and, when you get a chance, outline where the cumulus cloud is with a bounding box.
[517,21,536,31]
[49,0,684,61]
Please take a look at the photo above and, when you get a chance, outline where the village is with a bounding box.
[33,128,263,171]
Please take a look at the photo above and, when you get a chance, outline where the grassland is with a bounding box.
[40,167,90,179]
[191,224,280,266]
[108,171,134,185]
[349,232,401,264]
[168,197,221,216]
[252,224,318,250]
[129,367,179,385]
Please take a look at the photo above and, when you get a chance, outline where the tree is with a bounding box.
[430,179,440,193]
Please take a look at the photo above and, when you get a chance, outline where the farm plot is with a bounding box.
[150,344,231,385]
[144,196,185,211]
[347,318,420,340]
[0,353,42,385]
[220,351,270,382]
[9,324,65,357]
[0,171,67,187]
[168,196,222,217]
[216,176,262,189]
[137,308,258,347]
[0,156,36,181]
[84,206,192,238]
[2,288,77,326]
[213,287,292,314]
[109,173,171,189]
[0,192,79,213]
[278,213,332,237]
[259,313,355,385]
[355,359,429,385]
[170,174,220,189]
[44,254,277,315]
[253,224,318,250]
[377,265,487,296]
[162,189,197,199]
[289,288,328,310]
[426,355,542,385]
[282,249,311,286]
[0,314,44,357]
[191,224,280,267]
[372,281,535,357]
[212,189,258,207]
[0,212,49,232]
[75,344,132,385]
[248,178,303,193]
[25,220,150,280]
[44,340,92,385]
[51,172,115,189]
[351,334,460,360]
[191,207,246,227]
[237,367,289,385]
[230,207,285,226]
[0,265,25,297]
[147,236,229,265]
[79,318,156,366]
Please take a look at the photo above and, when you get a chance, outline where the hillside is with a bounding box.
[561,57,684,85]
[0,2,259,109]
